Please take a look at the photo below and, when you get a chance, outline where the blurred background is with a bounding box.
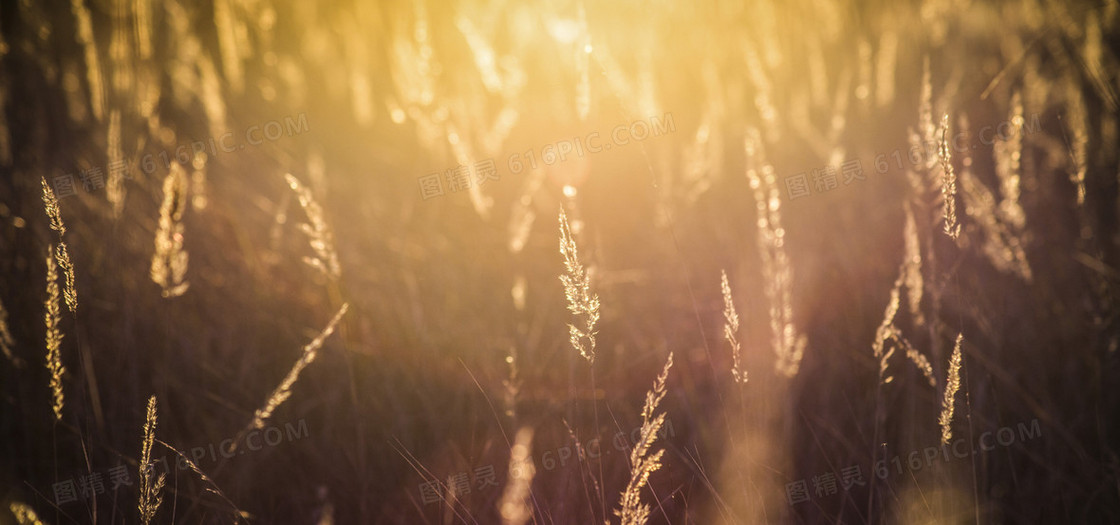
[1,0,1119,523]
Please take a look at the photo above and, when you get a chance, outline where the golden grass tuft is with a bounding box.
[615,352,673,525]
[40,178,77,312]
[285,173,342,280]
[745,128,806,377]
[139,395,166,525]
[558,207,599,364]
[44,246,66,420]
[939,334,963,445]
[498,427,536,525]
[244,303,349,436]
[720,270,746,383]
[150,164,190,297]
[9,502,47,525]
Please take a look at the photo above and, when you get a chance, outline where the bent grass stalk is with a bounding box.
[232,303,349,452]
[156,438,248,521]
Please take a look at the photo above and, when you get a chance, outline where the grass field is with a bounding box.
[1,0,1119,523]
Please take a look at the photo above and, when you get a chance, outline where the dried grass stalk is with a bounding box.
[958,114,1033,281]
[902,203,925,326]
[246,303,349,433]
[285,174,342,280]
[1064,80,1088,208]
[745,129,806,377]
[498,427,536,525]
[720,270,746,383]
[994,92,1026,230]
[107,110,126,217]
[896,334,936,388]
[40,178,77,312]
[139,396,165,525]
[873,261,936,387]
[44,246,66,420]
[872,271,903,385]
[558,207,599,363]
[150,164,190,297]
[937,114,961,239]
[156,438,248,521]
[70,0,104,120]
[615,352,673,525]
[939,334,964,445]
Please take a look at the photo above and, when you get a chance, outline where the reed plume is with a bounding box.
[40,178,77,312]
[615,352,673,525]
[937,114,961,239]
[498,427,536,525]
[150,164,190,297]
[745,128,806,377]
[558,207,599,364]
[44,246,65,420]
[285,173,342,280]
[240,303,349,444]
[139,395,165,525]
[939,334,963,445]
[720,270,746,383]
